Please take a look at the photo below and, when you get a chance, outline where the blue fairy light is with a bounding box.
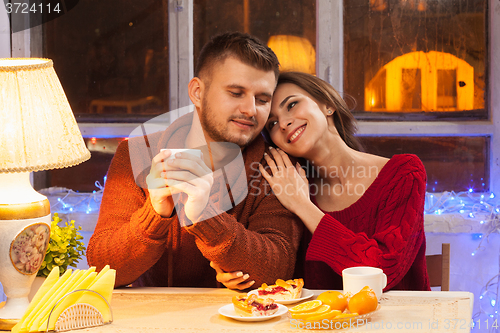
[490,193,496,199]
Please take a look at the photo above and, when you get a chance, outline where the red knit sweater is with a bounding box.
[295,154,430,291]
[87,112,303,288]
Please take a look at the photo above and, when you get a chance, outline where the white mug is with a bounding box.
[160,149,202,160]
[342,266,387,300]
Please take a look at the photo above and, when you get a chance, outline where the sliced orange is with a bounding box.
[306,309,342,321]
[276,279,291,289]
[289,300,323,313]
[334,312,359,319]
[290,305,330,319]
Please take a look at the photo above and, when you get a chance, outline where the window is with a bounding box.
[5,0,498,194]
[319,0,497,194]
[44,0,169,119]
[194,0,316,73]
[344,0,486,118]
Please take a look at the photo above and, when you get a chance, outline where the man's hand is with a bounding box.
[210,261,255,290]
[146,150,176,217]
[161,150,214,223]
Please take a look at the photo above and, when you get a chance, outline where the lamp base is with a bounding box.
[0,318,18,331]
[0,199,51,322]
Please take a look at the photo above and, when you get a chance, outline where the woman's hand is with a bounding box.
[259,147,310,215]
[210,261,255,290]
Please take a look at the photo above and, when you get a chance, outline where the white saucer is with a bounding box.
[247,288,315,305]
[218,303,288,322]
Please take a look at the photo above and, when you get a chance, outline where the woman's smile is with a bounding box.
[288,124,306,143]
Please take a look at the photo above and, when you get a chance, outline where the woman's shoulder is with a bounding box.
[375,154,426,187]
[384,154,425,174]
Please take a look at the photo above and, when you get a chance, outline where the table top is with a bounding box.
[76,288,474,333]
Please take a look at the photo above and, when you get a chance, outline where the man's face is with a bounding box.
[199,57,277,148]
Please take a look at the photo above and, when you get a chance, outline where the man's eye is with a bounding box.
[257,98,269,104]
[230,91,242,97]
[287,101,297,110]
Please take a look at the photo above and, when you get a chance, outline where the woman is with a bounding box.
[211,71,430,291]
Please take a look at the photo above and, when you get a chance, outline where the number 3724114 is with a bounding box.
[5,2,61,14]
[444,319,499,330]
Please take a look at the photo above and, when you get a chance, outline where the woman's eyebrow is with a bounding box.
[279,95,296,108]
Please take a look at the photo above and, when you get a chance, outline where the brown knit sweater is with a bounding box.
[87,112,303,288]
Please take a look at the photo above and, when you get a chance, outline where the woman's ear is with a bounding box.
[322,104,335,116]
[188,77,204,108]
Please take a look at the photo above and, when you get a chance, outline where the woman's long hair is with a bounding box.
[263,71,363,152]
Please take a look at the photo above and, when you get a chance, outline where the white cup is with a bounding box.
[342,266,387,300]
[160,149,202,160]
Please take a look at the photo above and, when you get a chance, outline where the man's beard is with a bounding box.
[199,96,257,148]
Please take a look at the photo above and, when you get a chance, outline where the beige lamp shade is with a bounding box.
[0,58,90,173]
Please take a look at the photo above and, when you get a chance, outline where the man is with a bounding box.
[87,32,303,288]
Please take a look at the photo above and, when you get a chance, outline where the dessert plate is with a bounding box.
[247,288,315,305]
[218,303,288,322]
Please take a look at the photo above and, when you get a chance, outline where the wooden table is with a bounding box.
[75,288,474,333]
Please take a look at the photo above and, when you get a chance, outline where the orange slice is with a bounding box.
[334,313,359,319]
[290,305,331,319]
[289,300,322,313]
[306,309,342,321]
[276,279,291,289]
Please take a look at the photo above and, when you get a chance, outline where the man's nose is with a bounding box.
[239,96,257,117]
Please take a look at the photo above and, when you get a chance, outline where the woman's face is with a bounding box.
[266,83,330,157]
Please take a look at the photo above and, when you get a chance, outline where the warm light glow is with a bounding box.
[0,58,90,173]
[267,35,316,74]
[365,51,476,112]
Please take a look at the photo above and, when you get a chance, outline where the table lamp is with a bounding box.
[0,58,90,329]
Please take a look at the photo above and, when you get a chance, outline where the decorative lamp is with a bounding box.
[267,35,316,75]
[0,58,90,329]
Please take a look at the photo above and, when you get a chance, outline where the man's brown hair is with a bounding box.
[195,32,280,82]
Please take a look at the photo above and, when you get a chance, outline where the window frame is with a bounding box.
[4,0,498,194]
[317,0,499,195]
